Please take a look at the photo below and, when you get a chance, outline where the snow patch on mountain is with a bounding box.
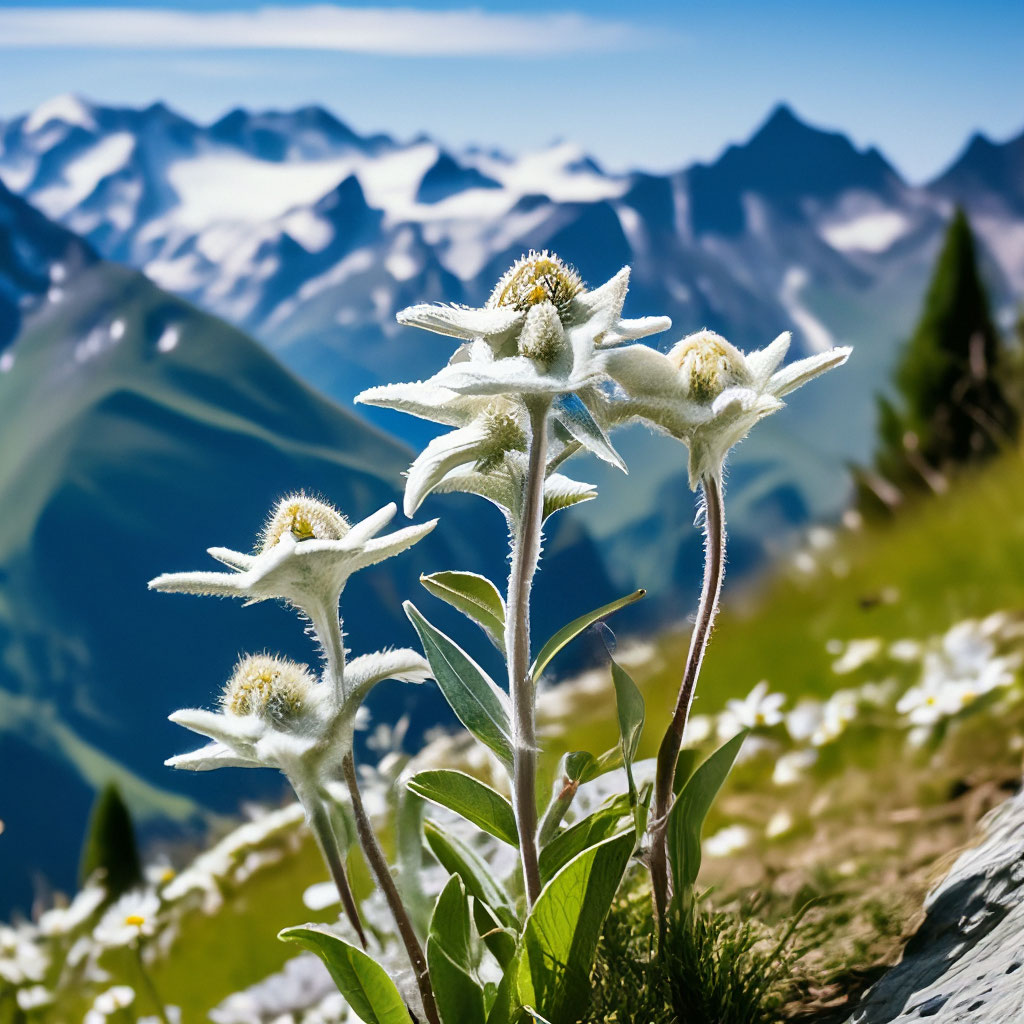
[821,209,911,253]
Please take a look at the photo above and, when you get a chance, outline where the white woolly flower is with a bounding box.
[93,889,160,949]
[150,497,436,679]
[718,681,785,737]
[603,329,851,487]
[165,648,430,800]
[357,252,671,473]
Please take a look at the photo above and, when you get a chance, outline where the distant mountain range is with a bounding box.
[1,96,1022,911]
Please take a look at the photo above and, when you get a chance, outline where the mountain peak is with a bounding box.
[24,93,97,134]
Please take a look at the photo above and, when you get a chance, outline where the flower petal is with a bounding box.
[769,346,851,397]
[429,357,567,397]
[344,503,398,546]
[206,547,256,571]
[343,519,438,572]
[568,266,630,336]
[165,741,260,772]
[404,423,490,516]
[601,316,673,346]
[169,708,264,749]
[148,569,250,598]
[601,344,680,397]
[345,648,432,700]
[354,381,483,427]
[396,303,524,341]
[743,332,791,383]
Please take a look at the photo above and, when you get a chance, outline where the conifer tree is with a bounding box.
[859,209,1018,513]
[79,782,143,897]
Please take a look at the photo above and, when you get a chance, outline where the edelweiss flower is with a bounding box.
[149,495,436,691]
[603,329,851,486]
[357,251,671,472]
[166,648,430,799]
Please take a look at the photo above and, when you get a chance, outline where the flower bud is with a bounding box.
[517,301,566,366]
[667,331,750,403]
[488,249,583,322]
[475,405,527,473]
[222,654,313,721]
[260,493,349,552]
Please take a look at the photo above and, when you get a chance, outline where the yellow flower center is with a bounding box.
[488,250,584,322]
[124,914,146,927]
[667,331,749,403]
[260,493,349,552]
[222,654,313,720]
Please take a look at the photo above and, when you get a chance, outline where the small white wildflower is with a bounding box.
[37,883,105,937]
[684,713,714,745]
[812,690,859,745]
[718,681,785,736]
[91,986,136,1018]
[784,699,825,743]
[16,985,52,1011]
[704,824,752,858]
[94,889,160,948]
[772,748,818,786]
[889,638,923,662]
[0,925,47,985]
[765,810,794,838]
[831,638,883,675]
[604,329,850,487]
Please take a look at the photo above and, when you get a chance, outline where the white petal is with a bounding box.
[601,316,673,346]
[206,547,255,571]
[769,346,851,397]
[346,649,432,698]
[601,344,680,397]
[345,520,438,571]
[569,266,630,335]
[743,332,791,383]
[344,503,398,546]
[404,423,490,516]
[354,381,482,427]
[166,741,260,772]
[396,303,524,341]
[169,708,264,747]
[148,569,250,598]
[429,358,567,397]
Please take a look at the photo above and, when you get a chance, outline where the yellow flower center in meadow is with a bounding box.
[222,654,313,720]
[260,493,349,552]
[488,250,584,321]
[668,331,749,404]
[124,915,146,927]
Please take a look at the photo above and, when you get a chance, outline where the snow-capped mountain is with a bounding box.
[2,94,1022,595]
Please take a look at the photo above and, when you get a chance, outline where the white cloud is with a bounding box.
[0,5,649,56]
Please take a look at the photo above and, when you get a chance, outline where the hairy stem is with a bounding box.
[343,753,440,1024]
[307,797,368,948]
[650,471,726,930]
[505,399,549,908]
[308,596,347,702]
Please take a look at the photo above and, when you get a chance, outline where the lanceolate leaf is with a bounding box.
[610,658,646,837]
[516,830,635,1024]
[667,730,748,898]
[420,571,506,652]
[428,877,486,1024]
[408,770,518,846]
[405,602,514,769]
[423,819,517,930]
[279,925,412,1024]
[538,795,633,884]
[553,392,626,471]
[531,590,646,682]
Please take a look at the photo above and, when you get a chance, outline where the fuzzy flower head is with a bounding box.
[166,648,431,797]
[357,252,671,482]
[604,330,851,488]
[149,496,435,654]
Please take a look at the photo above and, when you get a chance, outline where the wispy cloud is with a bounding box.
[0,5,652,56]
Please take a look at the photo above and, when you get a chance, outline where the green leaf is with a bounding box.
[423,819,517,930]
[420,571,506,652]
[516,830,635,1024]
[610,658,646,837]
[408,770,518,846]
[473,899,516,969]
[428,877,486,1024]
[538,795,633,884]
[667,730,748,897]
[279,925,412,1024]
[395,788,431,934]
[484,971,516,1024]
[405,601,514,769]
[542,473,597,521]
[530,590,645,682]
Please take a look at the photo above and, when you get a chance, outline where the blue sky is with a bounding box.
[0,0,1021,181]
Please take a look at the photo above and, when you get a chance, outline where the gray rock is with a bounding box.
[845,787,1024,1022]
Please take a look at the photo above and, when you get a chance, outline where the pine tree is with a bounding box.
[79,782,143,898]
[859,208,1019,513]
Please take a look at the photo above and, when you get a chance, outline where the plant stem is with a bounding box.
[650,471,726,929]
[133,940,171,1024]
[307,796,368,948]
[308,596,347,702]
[505,399,549,908]
[342,752,440,1024]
